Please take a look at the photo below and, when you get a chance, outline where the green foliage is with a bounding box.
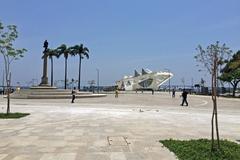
[219,51,240,96]
[219,51,240,82]
[70,44,89,59]
[0,21,27,61]
[43,48,58,59]
[160,139,240,160]
[195,41,232,74]
[0,112,30,119]
[56,44,70,59]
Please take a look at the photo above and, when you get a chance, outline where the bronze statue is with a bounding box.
[43,40,48,52]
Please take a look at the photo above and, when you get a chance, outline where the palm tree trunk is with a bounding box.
[65,58,67,89]
[78,55,82,91]
[51,57,53,87]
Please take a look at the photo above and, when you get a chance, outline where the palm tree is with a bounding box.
[70,44,89,91]
[48,49,59,87]
[56,44,70,89]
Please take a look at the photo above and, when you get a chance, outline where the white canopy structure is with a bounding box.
[116,69,173,91]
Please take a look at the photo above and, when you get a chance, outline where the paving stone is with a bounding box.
[0,141,10,147]
[110,152,126,160]
[40,153,76,160]
[0,154,8,160]
[124,152,147,160]
[82,153,110,160]
[12,154,38,160]
[108,136,128,146]
[93,139,108,147]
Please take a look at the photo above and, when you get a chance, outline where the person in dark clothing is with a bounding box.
[71,87,76,103]
[172,88,175,98]
[115,88,119,98]
[181,89,188,106]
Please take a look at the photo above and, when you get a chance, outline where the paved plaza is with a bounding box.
[0,92,240,160]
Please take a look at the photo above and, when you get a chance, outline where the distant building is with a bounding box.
[116,69,173,91]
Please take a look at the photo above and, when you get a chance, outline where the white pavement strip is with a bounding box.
[193,99,208,107]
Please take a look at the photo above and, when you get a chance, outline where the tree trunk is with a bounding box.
[214,60,220,150]
[7,85,10,114]
[232,82,238,97]
[212,54,220,150]
[51,57,53,87]
[78,55,82,91]
[6,73,11,115]
[211,71,215,151]
[215,99,220,149]
[4,56,11,115]
[64,58,67,89]
[211,106,215,151]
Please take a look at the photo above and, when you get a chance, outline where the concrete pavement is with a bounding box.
[0,92,239,160]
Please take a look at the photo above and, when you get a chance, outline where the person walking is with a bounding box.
[71,87,76,103]
[152,89,154,95]
[172,88,175,98]
[115,88,119,98]
[181,89,188,106]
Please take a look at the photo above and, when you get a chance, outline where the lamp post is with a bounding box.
[181,77,185,89]
[2,70,4,95]
[96,69,99,93]
[88,80,95,93]
[71,78,74,90]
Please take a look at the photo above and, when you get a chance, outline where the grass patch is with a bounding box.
[0,112,30,119]
[160,139,240,160]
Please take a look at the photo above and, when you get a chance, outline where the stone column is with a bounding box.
[39,40,50,86]
[39,53,49,86]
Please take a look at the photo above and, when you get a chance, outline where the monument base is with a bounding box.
[31,85,57,89]
[10,87,106,99]
[40,75,49,86]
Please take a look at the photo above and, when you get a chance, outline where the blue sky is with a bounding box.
[0,0,240,87]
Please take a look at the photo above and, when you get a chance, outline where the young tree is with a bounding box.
[195,41,232,151]
[0,21,27,114]
[219,51,240,97]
